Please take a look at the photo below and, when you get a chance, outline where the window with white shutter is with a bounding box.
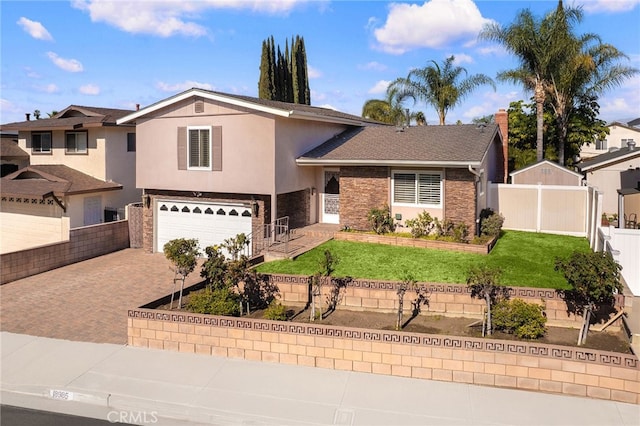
[392,171,442,206]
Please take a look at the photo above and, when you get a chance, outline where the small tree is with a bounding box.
[466,266,508,336]
[396,271,416,330]
[310,249,339,321]
[200,245,227,291]
[555,250,622,345]
[163,238,199,309]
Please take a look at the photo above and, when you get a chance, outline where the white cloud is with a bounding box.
[358,61,388,72]
[17,17,53,41]
[156,80,214,92]
[580,0,640,13]
[373,0,495,54]
[461,90,519,120]
[24,67,41,79]
[46,52,83,72]
[1,98,22,115]
[71,0,309,37]
[477,45,506,56]
[35,83,59,93]
[307,65,322,79]
[368,80,391,95]
[451,53,474,64]
[317,103,337,111]
[79,84,100,95]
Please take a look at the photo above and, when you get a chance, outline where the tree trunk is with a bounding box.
[578,306,590,345]
[485,294,492,336]
[534,81,545,162]
[397,295,404,330]
[178,277,186,308]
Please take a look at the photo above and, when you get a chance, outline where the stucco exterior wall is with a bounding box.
[585,155,640,213]
[583,125,640,158]
[512,163,582,186]
[0,201,69,254]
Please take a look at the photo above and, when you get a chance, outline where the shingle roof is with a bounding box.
[576,146,640,172]
[0,105,135,131]
[1,165,122,198]
[0,140,29,159]
[297,124,500,166]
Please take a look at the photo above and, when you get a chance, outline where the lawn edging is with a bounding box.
[128,308,640,404]
[334,231,497,254]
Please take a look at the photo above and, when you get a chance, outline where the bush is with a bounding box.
[492,298,547,339]
[367,205,395,234]
[186,287,240,316]
[263,300,288,321]
[405,211,435,238]
[480,209,505,237]
[433,218,468,243]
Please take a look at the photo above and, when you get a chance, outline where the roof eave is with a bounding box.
[296,159,483,168]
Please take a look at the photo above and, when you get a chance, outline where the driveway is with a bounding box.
[0,249,203,344]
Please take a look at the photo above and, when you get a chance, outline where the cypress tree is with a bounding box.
[258,34,310,104]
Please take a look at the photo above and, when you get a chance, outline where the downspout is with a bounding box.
[468,165,482,237]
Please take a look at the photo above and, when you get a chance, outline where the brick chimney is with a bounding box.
[495,108,508,183]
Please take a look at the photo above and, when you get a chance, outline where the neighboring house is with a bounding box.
[117,88,507,253]
[1,138,29,177]
[0,165,122,253]
[577,140,640,223]
[510,160,583,186]
[582,119,640,159]
[0,105,140,253]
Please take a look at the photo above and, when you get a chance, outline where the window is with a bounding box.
[65,131,87,153]
[127,133,136,152]
[595,139,607,150]
[188,126,211,170]
[32,132,52,153]
[392,171,442,206]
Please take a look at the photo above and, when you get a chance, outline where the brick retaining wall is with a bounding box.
[269,274,614,328]
[127,309,640,404]
[334,232,496,254]
[1,220,129,284]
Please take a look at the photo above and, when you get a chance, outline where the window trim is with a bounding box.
[127,133,136,152]
[31,131,52,154]
[391,170,443,208]
[65,130,88,154]
[187,125,212,171]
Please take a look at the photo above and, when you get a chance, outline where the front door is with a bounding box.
[322,170,340,224]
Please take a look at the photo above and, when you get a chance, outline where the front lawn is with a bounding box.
[255,230,591,289]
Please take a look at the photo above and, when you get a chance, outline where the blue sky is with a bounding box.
[1,0,639,125]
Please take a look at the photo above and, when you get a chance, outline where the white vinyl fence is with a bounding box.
[487,183,601,242]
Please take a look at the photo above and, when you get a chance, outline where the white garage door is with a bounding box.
[156,200,252,256]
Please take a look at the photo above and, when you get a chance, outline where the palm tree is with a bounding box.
[479,3,582,162]
[389,55,495,125]
[362,85,416,126]
[547,2,639,165]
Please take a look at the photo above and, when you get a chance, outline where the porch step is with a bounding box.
[260,224,339,261]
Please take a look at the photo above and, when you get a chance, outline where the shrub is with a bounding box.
[367,205,395,234]
[405,211,435,238]
[480,209,505,237]
[492,298,547,339]
[263,300,288,320]
[433,218,468,243]
[187,287,240,316]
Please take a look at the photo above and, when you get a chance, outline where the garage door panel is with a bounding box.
[156,201,252,256]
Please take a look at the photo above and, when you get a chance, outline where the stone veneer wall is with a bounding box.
[127,309,639,404]
[1,220,130,284]
[142,190,268,253]
[339,166,389,230]
[444,169,477,236]
[276,189,310,229]
[267,274,621,328]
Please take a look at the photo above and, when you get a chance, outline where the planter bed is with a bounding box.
[334,231,497,254]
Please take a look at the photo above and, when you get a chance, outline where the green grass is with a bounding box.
[255,230,591,289]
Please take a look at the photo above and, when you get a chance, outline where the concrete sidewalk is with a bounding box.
[1,332,638,426]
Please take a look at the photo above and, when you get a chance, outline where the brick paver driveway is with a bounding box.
[0,249,203,344]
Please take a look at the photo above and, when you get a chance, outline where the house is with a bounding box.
[0,105,140,252]
[117,88,507,254]
[509,160,583,186]
[582,119,640,159]
[577,140,640,224]
[1,137,29,177]
[1,165,122,253]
